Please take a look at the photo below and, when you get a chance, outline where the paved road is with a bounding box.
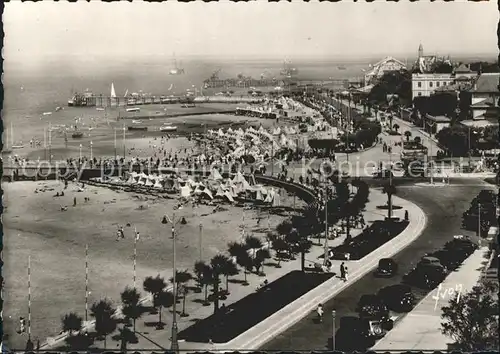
[261,180,493,351]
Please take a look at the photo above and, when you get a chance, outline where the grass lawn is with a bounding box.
[177,270,334,343]
[2,180,300,349]
[326,220,409,261]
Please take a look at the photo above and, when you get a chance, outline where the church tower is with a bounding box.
[418,43,424,59]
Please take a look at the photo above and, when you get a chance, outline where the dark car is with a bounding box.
[356,294,390,321]
[378,284,416,313]
[374,258,398,277]
[335,317,373,351]
[403,264,447,289]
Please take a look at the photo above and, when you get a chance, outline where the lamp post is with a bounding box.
[79,144,82,161]
[90,141,93,161]
[332,310,336,350]
[123,124,126,159]
[478,203,481,238]
[162,211,182,352]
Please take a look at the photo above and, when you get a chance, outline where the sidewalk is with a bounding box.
[372,246,490,351]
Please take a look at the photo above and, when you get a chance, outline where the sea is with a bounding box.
[2,56,371,146]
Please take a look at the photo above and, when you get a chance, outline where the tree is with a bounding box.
[179,285,190,317]
[382,182,397,219]
[227,241,247,260]
[244,235,263,257]
[210,254,228,313]
[154,291,175,326]
[392,123,399,133]
[120,287,142,332]
[90,299,117,349]
[143,275,167,306]
[236,252,254,285]
[440,281,499,350]
[414,136,422,144]
[254,248,271,275]
[169,270,193,297]
[200,263,213,305]
[404,131,412,142]
[221,257,239,293]
[271,237,289,267]
[61,312,82,337]
[193,260,206,291]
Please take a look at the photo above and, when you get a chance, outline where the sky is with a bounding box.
[3,0,498,64]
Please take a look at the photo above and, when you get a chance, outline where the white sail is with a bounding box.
[124,89,128,97]
[111,83,117,98]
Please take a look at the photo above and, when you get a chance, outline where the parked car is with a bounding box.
[374,258,398,277]
[377,284,416,313]
[403,264,447,289]
[335,317,373,351]
[356,294,391,324]
[429,250,463,271]
[417,256,446,271]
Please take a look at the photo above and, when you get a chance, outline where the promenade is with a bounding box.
[372,246,490,351]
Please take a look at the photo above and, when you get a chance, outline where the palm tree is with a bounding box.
[143,275,167,310]
[244,235,263,256]
[210,254,228,313]
[221,257,239,293]
[169,270,193,297]
[245,236,263,258]
[120,287,141,332]
[236,252,253,285]
[254,248,271,275]
[404,130,412,142]
[61,312,83,337]
[271,238,288,267]
[228,241,247,260]
[193,260,206,291]
[393,123,400,133]
[90,299,117,349]
[154,291,175,327]
[179,285,190,317]
[382,182,397,219]
[201,264,213,305]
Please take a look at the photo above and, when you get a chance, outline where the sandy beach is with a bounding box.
[2,179,304,348]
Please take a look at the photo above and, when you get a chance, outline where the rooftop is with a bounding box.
[455,63,474,74]
[471,73,500,93]
[460,119,499,128]
[426,114,451,123]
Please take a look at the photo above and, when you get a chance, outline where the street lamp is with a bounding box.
[79,144,82,161]
[90,141,93,161]
[161,209,183,352]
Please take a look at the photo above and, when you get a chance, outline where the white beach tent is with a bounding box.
[153,177,163,189]
[209,168,223,181]
[180,185,192,198]
[145,176,155,187]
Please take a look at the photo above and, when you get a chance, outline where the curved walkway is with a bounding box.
[212,192,426,351]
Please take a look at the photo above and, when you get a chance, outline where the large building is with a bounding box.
[469,73,500,120]
[412,73,455,99]
[364,56,407,85]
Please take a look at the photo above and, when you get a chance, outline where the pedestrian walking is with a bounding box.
[316,304,324,323]
[340,262,346,281]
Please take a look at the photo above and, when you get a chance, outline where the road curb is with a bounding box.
[214,196,427,351]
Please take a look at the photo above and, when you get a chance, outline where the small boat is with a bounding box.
[128,126,148,131]
[96,108,105,111]
[12,145,24,149]
[72,132,84,138]
[160,126,177,132]
[55,107,62,112]
[337,66,347,70]
[132,120,142,124]
[43,112,52,116]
